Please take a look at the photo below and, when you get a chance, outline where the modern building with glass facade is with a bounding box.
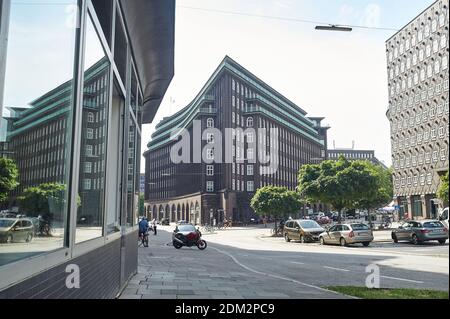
[144,56,328,225]
[0,0,174,299]
[386,0,449,220]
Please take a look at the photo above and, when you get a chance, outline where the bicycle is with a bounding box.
[138,229,149,247]
[202,224,214,232]
[270,225,284,237]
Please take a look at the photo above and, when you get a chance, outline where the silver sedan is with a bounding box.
[319,223,374,247]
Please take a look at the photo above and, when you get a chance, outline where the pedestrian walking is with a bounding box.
[152,219,157,235]
[263,216,267,228]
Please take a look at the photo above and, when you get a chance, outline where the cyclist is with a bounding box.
[138,217,149,247]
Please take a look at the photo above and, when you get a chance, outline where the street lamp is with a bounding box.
[315,25,352,32]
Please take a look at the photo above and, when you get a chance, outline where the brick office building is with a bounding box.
[144,56,329,225]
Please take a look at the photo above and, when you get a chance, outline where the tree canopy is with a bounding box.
[0,158,19,203]
[18,183,78,220]
[298,157,380,217]
[354,164,393,212]
[437,171,449,205]
[251,186,302,219]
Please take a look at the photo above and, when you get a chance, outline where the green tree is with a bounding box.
[354,164,394,228]
[251,186,302,231]
[437,171,449,205]
[298,156,378,222]
[19,183,77,223]
[0,158,19,203]
[139,193,145,216]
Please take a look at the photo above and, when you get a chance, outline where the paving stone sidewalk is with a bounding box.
[119,231,346,300]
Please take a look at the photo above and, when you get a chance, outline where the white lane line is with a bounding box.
[209,247,357,299]
[291,261,305,265]
[323,266,350,272]
[381,275,424,284]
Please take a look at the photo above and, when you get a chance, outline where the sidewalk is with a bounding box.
[119,230,347,299]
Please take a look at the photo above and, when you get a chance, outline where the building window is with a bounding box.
[247,117,254,127]
[206,165,214,176]
[247,181,254,192]
[83,179,92,191]
[232,179,236,190]
[247,132,254,143]
[207,118,214,128]
[84,162,92,174]
[86,128,94,139]
[207,133,214,144]
[85,145,93,156]
[247,165,254,176]
[206,148,214,160]
[87,112,94,123]
[206,181,214,192]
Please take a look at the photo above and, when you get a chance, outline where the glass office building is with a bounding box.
[0,0,174,298]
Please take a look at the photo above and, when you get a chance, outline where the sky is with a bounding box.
[142,0,435,170]
[2,0,436,172]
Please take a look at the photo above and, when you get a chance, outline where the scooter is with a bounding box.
[172,229,207,250]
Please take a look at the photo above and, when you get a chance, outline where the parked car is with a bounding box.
[160,218,170,226]
[283,219,325,243]
[0,218,34,243]
[439,207,449,229]
[391,220,448,245]
[319,223,374,247]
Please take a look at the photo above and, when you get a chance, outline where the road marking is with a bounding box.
[291,261,305,265]
[209,246,357,299]
[323,266,350,272]
[381,275,424,284]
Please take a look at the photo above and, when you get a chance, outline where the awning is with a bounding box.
[119,0,175,124]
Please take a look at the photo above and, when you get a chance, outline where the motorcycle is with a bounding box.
[172,225,207,250]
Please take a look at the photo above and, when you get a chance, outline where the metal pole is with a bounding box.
[0,0,11,120]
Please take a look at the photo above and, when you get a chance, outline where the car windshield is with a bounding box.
[423,221,445,228]
[351,224,370,231]
[299,220,321,229]
[177,225,196,232]
[0,220,15,228]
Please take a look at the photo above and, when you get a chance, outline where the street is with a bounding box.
[120,225,449,299]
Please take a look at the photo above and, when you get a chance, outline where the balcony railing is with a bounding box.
[199,107,217,114]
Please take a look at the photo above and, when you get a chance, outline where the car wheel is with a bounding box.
[438,239,447,245]
[6,235,13,244]
[299,235,305,244]
[340,237,347,247]
[362,242,370,247]
[411,234,420,245]
[26,233,33,243]
[392,233,398,243]
[319,237,325,245]
[284,234,291,242]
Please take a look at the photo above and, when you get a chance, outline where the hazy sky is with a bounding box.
[142,0,435,170]
[3,0,436,173]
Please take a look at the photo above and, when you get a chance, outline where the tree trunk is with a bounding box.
[368,208,374,230]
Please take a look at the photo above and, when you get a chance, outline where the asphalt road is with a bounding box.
[121,225,449,299]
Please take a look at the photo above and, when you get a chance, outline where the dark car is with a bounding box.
[392,220,448,245]
[0,218,34,243]
[160,218,170,226]
[283,219,325,243]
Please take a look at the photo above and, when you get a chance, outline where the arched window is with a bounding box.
[87,112,94,123]
[207,118,214,128]
[247,117,254,128]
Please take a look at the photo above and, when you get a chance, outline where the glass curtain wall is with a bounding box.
[0,0,143,271]
[0,0,78,266]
